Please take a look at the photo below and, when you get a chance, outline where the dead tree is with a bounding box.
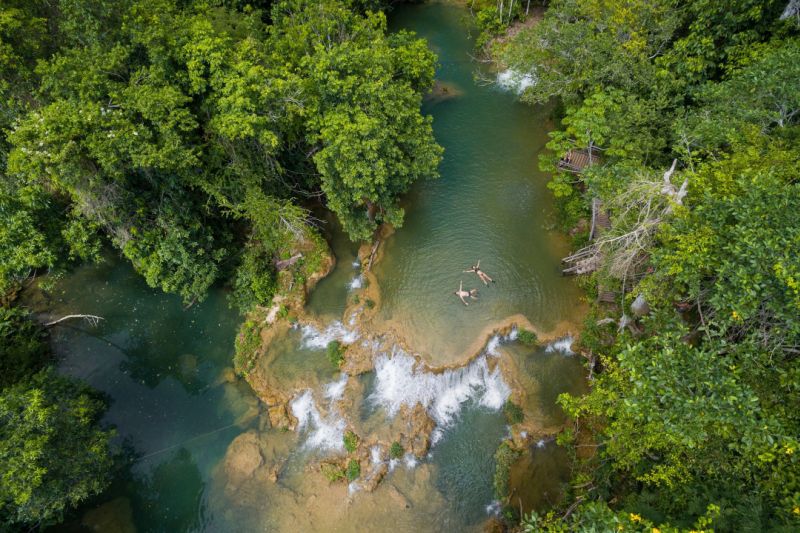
[563,160,686,279]
[45,315,104,327]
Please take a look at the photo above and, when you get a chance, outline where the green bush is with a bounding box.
[390,441,404,459]
[503,400,524,425]
[327,340,344,367]
[346,459,361,481]
[233,319,262,376]
[493,441,521,499]
[0,308,49,389]
[517,328,538,346]
[230,241,277,314]
[321,463,345,482]
[343,430,359,453]
[364,298,375,309]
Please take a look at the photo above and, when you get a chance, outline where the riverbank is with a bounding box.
[227,2,591,528]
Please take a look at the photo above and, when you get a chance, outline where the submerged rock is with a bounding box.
[224,431,264,482]
[268,404,292,430]
[401,403,436,457]
[82,497,136,533]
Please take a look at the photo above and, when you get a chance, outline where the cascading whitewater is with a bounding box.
[300,321,359,350]
[290,389,346,452]
[545,336,574,355]
[370,346,511,428]
[485,327,518,357]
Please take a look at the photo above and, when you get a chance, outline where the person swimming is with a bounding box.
[454,280,478,306]
[464,260,495,285]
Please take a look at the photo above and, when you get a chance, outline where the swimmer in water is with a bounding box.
[464,260,495,285]
[454,280,478,306]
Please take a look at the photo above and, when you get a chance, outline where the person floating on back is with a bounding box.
[464,260,495,285]
[454,280,478,306]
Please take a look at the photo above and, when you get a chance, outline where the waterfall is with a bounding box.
[545,336,575,355]
[300,322,359,349]
[290,389,346,452]
[370,347,511,428]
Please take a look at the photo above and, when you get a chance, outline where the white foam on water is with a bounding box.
[290,390,345,452]
[300,322,358,349]
[388,458,399,472]
[536,439,546,448]
[348,481,361,495]
[324,374,349,404]
[352,260,361,269]
[486,500,502,516]
[430,428,444,446]
[545,336,575,355]
[370,446,383,465]
[348,275,363,290]
[403,453,418,469]
[371,348,511,428]
[485,335,501,357]
[497,68,536,94]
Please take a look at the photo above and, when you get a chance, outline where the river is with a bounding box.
[45,2,585,531]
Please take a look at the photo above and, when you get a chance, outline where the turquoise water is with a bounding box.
[374,2,581,365]
[38,257,256,531]
[43,3,586,531]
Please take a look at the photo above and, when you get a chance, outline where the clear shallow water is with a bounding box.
[32,256,256,532]
[40,3,587,532]
[375,2,582,365]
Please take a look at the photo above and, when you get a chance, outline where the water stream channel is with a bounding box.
[43,3,586,531]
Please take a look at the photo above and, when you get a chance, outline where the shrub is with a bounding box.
[321,463,345,482]
[346,459,361,481]
[327,340,345,367]
[494,441,521,499]
[343,430,359,453]
[364,298,375,309]
[390,441,404,459]
[503,400,524,425]
[0,308,49,388]
[517,328,538,346]
[234,319,262,376]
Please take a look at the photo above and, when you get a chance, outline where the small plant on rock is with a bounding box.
[321,463,345,482]
[343,430,359,453]
[327,340,344,367]
[517,328,538,346]
[390,441,404,459]
[346,459,361,481]
[503,400,524,425]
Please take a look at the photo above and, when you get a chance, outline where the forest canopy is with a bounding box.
[0,1,436,529]
[1,0,441,306]
[495,1,800,531]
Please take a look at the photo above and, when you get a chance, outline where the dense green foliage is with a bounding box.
[0,1,438,529]
[502,1,800,531]
[0,366,114,529]
[343,430,360,453]
[0,308,48,388]
[0,0,440,307]
[516,328,537,345]
[327,340,345,368]
[503,399,524,425]
[493,440,521,500]
[346,458,361,481]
